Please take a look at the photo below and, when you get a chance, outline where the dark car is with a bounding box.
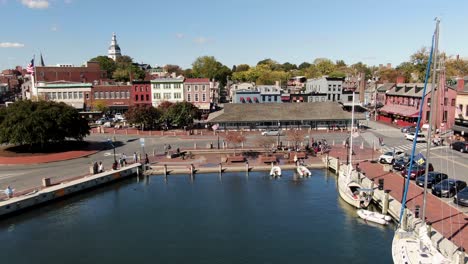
[454,187,468,206]
[432,179,467,198]
[401,126,418,133]
[415,172,448,188]
[392,157,410,171]
[450,141,468,153]
[401,163,434,180]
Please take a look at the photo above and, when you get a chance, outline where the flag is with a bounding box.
[212,123,219,131]
[40,53,45,66]
[26,57,35,75]
[414,153,426,165]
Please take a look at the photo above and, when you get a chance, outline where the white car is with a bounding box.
[379,151,406,164]
[405,132,426,142]
[261,130,282,136]
[113,113,125,122]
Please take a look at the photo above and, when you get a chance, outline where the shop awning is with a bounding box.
[240,97,245,102]
[247,97,252,102]
[254,97,259,103]
[380,104,419,117]
[452,124,468,134]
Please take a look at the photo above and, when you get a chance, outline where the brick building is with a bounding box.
[85,84,132,112]
[35,61,107,83]
[131,81,152,106]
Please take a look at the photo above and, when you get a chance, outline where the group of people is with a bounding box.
[92,161,104,174]
[308,138,330,155]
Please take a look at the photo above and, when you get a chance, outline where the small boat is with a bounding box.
[357,209,392,225]
[270,166,281,177]
[296,165,311,177]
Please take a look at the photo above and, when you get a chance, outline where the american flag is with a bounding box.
[26,57,34,75]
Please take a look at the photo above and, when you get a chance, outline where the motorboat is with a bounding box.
[357,209,391,225]
[270,166,281,177]
[296,165,311,177]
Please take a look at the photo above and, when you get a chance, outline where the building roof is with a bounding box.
[386,83,433,97]
[377,83,395,92]
[185,78,210,83]
[150,77,184,83]
[37,82,92,88]
[207,102,364,123]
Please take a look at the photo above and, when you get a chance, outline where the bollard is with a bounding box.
[360,142,364,149]
[163,164,167,177]
[241,142,244,149]
[245,162,249,174]
[42,178,52,187]
[427,222,432,237]
[415,205,420,219]
[332,140,335,146]
[219,163,223,174]
[382,189,390,215]
[456,248,465,264]
[194,143,197,149]
[137,167,140,176]
[378,179,384,190]
[190,164,194,177]
[401,209,408,231]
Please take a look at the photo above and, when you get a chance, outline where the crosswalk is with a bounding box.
[381,143,429,153]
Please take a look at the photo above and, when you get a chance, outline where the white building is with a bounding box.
[108,33,122,61]
[228,82,256,102]
[36,82,92,109]
[151,77,185,107]
[305,76,344,102]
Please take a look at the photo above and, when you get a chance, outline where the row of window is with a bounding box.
[94,91,130,99]
[187,94,206,102]
[459,104,468,117]
[153,92,182,100]
[46,91,84,100]
[135,94,150,101]
[186,85,207,92]
[134,86,150,92]
[153,83,182,89]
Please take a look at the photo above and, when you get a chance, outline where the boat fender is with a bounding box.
[384,215,392,222]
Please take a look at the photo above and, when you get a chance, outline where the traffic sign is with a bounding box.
[139,138,145,147]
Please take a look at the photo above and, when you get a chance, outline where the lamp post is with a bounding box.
[277,121,281,147]
[108,138,117,164]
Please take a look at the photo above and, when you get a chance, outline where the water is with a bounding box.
[0,170,394,264]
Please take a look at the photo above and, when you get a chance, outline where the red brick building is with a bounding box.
[84,84,131,112]
[35,61,107,83]
[131,81,152,106]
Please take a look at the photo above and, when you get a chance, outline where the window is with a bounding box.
[174,92,181,99]
[105,92,109,99]
[164,83,171,89]
[68,92,73,99]
[94,92,99,99]
[202,94,206,102]
[79,92,83,99]
[135,87,138,91]
[426,111,430,122]
[202,85,206,91]
[63,92,68,99]
[444,97,448,106]
[195,94,199,102]
[154,84,160,89]
[459,104,464,115]
[141,95,144,101]
[73,92,78,99]
[140,86,144,92]
[443,111,448,122]
[126,91,129,98]
[100,92,104,99]
[348,95,352,102]
[187,85,191,92]
[268,96,272,102]
[146,94,149,101]
[451,99,455,106]
[85,93,88,99]
[427,98,431,104]
[187,94,191,102]
[163,93,171,99]
[174,83,181,89]
[328,94,331,100]
[154,93,161,99]
[194,85,198,92]
[337,94,340,101]
[466,105,468,117]
[111,92,115,99]
[58,92,62,99]
[135,95,139,101]
[116,91,120,99]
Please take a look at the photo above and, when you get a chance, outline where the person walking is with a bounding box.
[133,152,138,163]
[98,161,104,173]
[122,153,127,166]
[93,161,98,175]
[144,153,150,164]
[4,185,13,199]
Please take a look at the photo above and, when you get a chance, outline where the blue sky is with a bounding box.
[0,0,467,70]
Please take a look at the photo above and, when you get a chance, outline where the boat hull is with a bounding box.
[357,209,391,225]
[337,167,370,209]
[270,166,281,177]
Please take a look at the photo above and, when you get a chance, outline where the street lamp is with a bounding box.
[277,121,281,148]
[107,137,117,164]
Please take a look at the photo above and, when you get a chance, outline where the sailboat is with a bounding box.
[337,76,372,209]
[391,19,451,264]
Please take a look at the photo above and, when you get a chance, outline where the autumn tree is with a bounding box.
[125,105,161,130]
[225,132,246,154]
[257,136,276,155]
[164,64,184,76]
[287,129,307,150]
[92,100,108,113]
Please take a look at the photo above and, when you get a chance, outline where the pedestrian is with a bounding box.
[98,161,104,173]
[167,144,172,151]
[176,147,180,154]
[4,185,13,199]
[119,157,123,168]
[122,153,127,166]
[93,161,98,174]
[163,144,167,155]
[145,153,150,164]
[133,152,138,163]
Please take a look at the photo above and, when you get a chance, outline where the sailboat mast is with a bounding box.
[349,90,355,171]
[422,18,440,222]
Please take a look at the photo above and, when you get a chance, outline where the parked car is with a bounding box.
[450,141,468,153]
[103,121,113,128]
[379,151,406,164]
[95,117,112,125]
[401,126,418,133]
[261,130,282,136]
[432,179,467,198]
[401,163,434,180]
[392,157,410,171]
[113,113,125,122]
[405,132,426,142]
[414,172,448,188]
[453,187,468,206]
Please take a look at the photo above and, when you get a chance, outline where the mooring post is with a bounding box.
[219,163,223,174]
[245,161,249,175]
[382,189,390,215]
[190,164,194,178]
[163,164,167,177]
[427,221,432,237]
[401,209,408,231]
[456,248,465,264]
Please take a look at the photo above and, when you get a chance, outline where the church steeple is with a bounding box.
[108,32,122,61]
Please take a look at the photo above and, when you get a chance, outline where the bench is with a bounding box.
[228,155,246,163]
[259,155,277,163]
[289,152,307,163]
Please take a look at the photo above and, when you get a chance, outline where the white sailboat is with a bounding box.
[391,19,451,264]
[337,74,372,209]
[296,165,311,177]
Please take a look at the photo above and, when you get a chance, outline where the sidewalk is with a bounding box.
[0,149,99,165]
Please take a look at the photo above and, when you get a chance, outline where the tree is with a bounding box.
[125,105,161,130]
[235,64,250,72]
[303,64,321,79]
[328,71,346,78]
[111,56,146,82]
[164,64,184,76]
[0,100,89,149]
[92,100,108,113]
[298,62,312,70]
[396,62,415,82]
[257,136,276,155]
[165,102,200,128]
[286,129,306,150]
[281,62,297,72]
[90,56,116,77]
[314,58,336,75]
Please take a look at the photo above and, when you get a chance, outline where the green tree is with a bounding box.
[165,102,200,128]
[90,56,117,77]
[303,64,321,78]
[125,105,161,130]
[298,62,312,70]
[314,58,336,75]
[164,64,184,76]
[235,64,250,72]
[0,100,89,149]
[281,62,297,72]
[396,62,415,82]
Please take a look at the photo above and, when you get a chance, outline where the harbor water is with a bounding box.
[0,170,393,264]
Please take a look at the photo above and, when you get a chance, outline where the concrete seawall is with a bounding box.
[0,164,140,217]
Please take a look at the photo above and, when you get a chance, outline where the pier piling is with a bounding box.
[219,163,223,174]
[382,189,390,215]
[163,164,167,177]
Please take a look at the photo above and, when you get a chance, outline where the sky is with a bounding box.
[1,0,467,70]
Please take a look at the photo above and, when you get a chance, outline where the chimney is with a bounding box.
[457,78,465,92]
[387,63,392,69]
[396,76,405,84]
[275,80,280,87]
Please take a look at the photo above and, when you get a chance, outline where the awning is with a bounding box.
[247,97,252,102]
[380,104,419,117]
[452,124,468,134]
[254,97,259,103]
[281,96,290,100]
[240,97,245,103]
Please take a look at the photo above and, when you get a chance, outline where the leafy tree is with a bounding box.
[446,57,468,77]
[314,58,336,75]
[165,102,200,128]
[235,64,250,72]
[90,56,116,77]
[396,62,415,82]
[298,62,312,70]
[328,71,347,78]
[0,100,89,149]
[225,132,246,154]
[164,64,184,76]
[281,62,297,72]
[336,60,347,68]
[377,67,398,83]
[92,100,108,112]
[303,64,321,79]
[125,105,161,130]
